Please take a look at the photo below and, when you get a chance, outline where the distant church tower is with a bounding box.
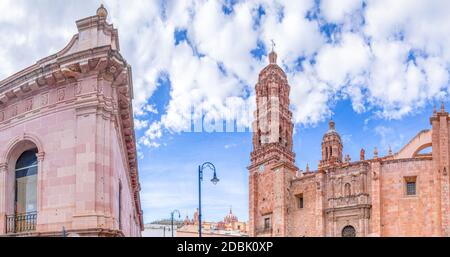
[319,119,343,168]
[248,48,298,237]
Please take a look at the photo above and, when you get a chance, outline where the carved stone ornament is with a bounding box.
[57,88,65,101]
[41,93,49,106]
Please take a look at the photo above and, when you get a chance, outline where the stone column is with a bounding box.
[430,111,442,236]
[315,172,325,236]
[248,171,257,237]
[370,161,381,236]
[36,152,45,231]
[438,114,450,236]
[0,163,7,234]
[72,77,100,230]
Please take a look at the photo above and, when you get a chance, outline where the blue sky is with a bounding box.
[1,0,449,224]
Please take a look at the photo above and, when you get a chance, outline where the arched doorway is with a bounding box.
[342,225,356,237]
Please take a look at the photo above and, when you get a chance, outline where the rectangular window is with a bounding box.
[264,217,271,229]
[297,194,304,209]
[405,177,417,196]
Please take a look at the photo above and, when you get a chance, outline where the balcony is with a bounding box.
[6,212,37,234]
[255,227,273,235]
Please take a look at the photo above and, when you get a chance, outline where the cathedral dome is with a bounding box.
[224,207,238,223]
[323,119,341,140]
[321,119,343,165]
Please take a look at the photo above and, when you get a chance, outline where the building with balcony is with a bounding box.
[0,5,143,237]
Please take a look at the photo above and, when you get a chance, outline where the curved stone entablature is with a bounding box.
[0,8,143,234]
[394,129,432,159]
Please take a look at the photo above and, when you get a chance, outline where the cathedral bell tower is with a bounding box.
[248,48,298,237]
[319,119,343,169]
[250,50,295,164]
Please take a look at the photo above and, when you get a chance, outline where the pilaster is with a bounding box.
[0,163,8,234]
[370,160,381,236]
[35,152,45,231]
[315,172,325,236]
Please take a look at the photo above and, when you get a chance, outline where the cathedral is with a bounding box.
[248,49,450,237]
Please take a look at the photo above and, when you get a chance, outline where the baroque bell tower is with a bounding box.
[250,50,295,164]
[248,48,298,237]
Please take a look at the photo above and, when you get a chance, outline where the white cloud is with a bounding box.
[139,121,163,148]
[374,125,405,154]
[134,119,149,130]
[1,0,450,148]
[224,143,237,149]
[315,32,371,89]
[320,0,363,24]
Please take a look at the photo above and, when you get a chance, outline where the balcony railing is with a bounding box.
[256,227,273,234]
[6,212,37,234]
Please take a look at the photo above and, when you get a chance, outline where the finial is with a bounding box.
[433,103,437,114]
[268,39,277,64]
[306,163,310,172]
[97,4,108,19]
[441,101,445,113]
[374,147,378,158]
[360,148,365,161]
[229,206,232,214]
[388,146,393,156]
[344,154,351,163]
[329,119,335,130]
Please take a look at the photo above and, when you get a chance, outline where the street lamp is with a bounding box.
[198,162,219,238]
[170,209,181,237]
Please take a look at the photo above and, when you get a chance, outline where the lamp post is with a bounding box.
[170,209,181,237]
[62,226,67,237]
[198,162,219,238]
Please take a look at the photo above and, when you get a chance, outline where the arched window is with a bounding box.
[325,147,328,160]
[15,149,38,215]
[342,225,356,237]
[344,183,351,197]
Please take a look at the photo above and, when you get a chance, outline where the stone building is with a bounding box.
[0,6,143,236]
[178,208,248,237]
[248,49,450,237]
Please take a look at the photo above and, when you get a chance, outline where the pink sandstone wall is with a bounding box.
[377,158,437,236]
[111,123,141,237]
[0,7,143,236]
[289,174,319,236]
[0,76,141,236]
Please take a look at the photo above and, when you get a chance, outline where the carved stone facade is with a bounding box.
[249,51,450,237]
[0,6,143,237]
